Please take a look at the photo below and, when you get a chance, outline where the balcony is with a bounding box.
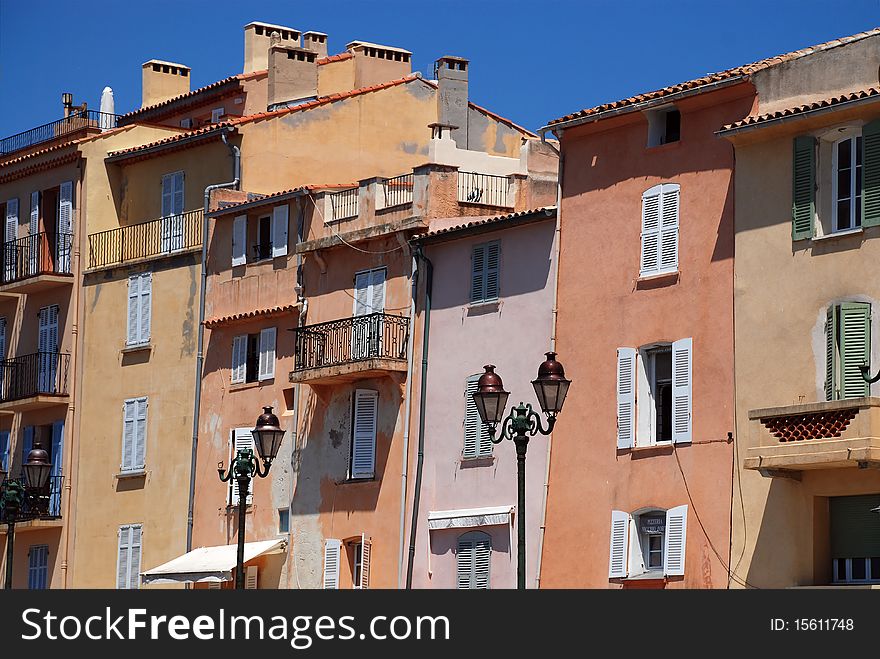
[0,474,64,532]
[0,110,119,158]
[87,209,203,269]
[745,397,880,477]
[377,173,414,210]
[290,313,409,384]
[0,352,70,411]
[457,171,514,208]
[0,232,74,294]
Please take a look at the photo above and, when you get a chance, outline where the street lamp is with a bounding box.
[217,406,285,589]
[472,352,571,589]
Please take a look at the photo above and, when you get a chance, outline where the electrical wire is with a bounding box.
[307,192,407,255]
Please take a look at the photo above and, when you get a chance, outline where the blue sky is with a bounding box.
[1,0,878,135]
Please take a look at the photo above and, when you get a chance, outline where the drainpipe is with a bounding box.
[185,127,240,559]
[397,251,418,588]
[288,196,306,589]
[405,244,432,589]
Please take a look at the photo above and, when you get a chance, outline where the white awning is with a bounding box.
[141,539,286,584]
[427,505,514,530]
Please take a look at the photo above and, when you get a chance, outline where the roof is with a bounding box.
[545,27,880,129]
[204,303,300,329]
[143,59,190,70]
[0,141,77,167]
[719,87,880,134]
[346,40,412,55]
[317,52,354,65]
[141,539,286,584]
[208,183,358,216]
[414,207,556,243]
[106,123,232,162]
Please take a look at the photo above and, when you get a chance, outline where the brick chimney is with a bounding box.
[303,31,328,58]
[346,41,411,88]
[268,37,319,110]
[142,60,190,108]
[244,21,301,73]
[435,56,469,149]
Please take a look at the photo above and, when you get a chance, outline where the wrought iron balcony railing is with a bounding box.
[0,352,70,403]
[379,173,414,210]
[0,474,64,520]
[0,110,119,157]
[293,313,409,371]
[457,171,513,208]
[87,209,203,269]
[329,187,359,221]
[1,232,73,284]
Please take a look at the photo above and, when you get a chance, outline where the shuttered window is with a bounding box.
[616,348,636,449]
[463,375,493,458]
[229,428,255,505]
[116,524,142,589]
[608,510,630,578]
[864,120,880,227]
[825,302,871,401]
[350,389,378,479]
[671,338,693,444]
[470,241,500,303]
[126,273,152,345]
[122,397,147,472]
[354,534,372,589]
[245,565,258,589]
[663,505,688,576]
[456,531,491,589]
[231,335,248,384]
[271,204,289,257]
[4,198,18,281]
[830,494,880,583]
[258,327,276,380]
[232,215,247,266]
[38,305,59,393]
[792,136,816,240]
[640,183,679,276]
[27,545,49,590]
[0,429,8,473]
[323,539,341,589]
[29,191,39,235]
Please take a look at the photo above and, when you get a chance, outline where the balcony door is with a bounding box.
[161,172,184,253]
[38,305,59,394]
[351,268,385,361]
[56,182,72,274]
[5,198,18,282]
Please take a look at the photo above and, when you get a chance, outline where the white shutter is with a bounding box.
[473,537,491,589]
[463,376,492,458]
[4,197,17,243]
[322,539,341,589]
[616,348,636,449]
[230,428,255,505]
[608,510,630,578]
[353,271,371,316]
[258,327,276,380]
[351,389,378,479]
[231,335,247,384]
[271,204,289,257]
[659,184,680,272]
[485,241,500,300]
[172,172,184,215]
[57,182,73,272]
[470,244,486,302]
[663,505,688,577]
[139,273,152,343]
[370,268,385,313]
[640,186,661,276]
[232,215,247,267]
[116,526,130,589]
[29,191,39,235]
[116,524,141,589]
[122,399,136,471]
[359,534,372,590]
[456,537,475,588]
[456,532,491,589]
[245,565,258,589]
[135,397,147,470]
[671,337,693,443]
[127,275,140,345]
[161,175,173,218]
[129,525,142,590]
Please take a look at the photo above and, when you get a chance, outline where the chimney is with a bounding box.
[435,56,469,149]
[244,21,301,73]
[303,31,328,58]
[346,41,411,88]
[142,60,190,108]
[268,37,319,110]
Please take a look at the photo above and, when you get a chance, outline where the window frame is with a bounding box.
[831,131,864,233]
[470,240,501,304]
[636,344,674,447]
[463,374,493,459]
[27,544,49,590]
[456,530,492,589]
[121,396,147,473]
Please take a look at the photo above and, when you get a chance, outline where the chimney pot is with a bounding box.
[303,31,328,59]
[141,59,191,108]
[435,56,469,149]
[244,21,302,73]
[268,45,318,110]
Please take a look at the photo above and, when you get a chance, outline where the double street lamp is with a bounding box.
[472,352,571,590]
[217,406,285,589]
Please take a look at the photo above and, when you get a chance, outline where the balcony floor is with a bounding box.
[0,393,70,413]
[0,273,73,296]
[289,358,407,384]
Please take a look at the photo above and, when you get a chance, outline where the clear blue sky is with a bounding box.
[1,0,878,135]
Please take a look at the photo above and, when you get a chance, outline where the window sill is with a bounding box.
[812,228,863,242]
[620,443,674,458]
[121,343,152,354]
[645,140,681,152]
[467,299,501,315]
[459,455,495,467]
[229,380,267,392]
[620,571,667,583]
[636,270,679,289]
[115,470,146,479]
[338,477,377,485]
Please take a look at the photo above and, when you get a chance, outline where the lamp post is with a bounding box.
[218,406,285,589]
[472,352,571,589]
[1,440,53,589]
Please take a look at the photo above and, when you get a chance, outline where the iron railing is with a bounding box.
[0,352,70,403]
[0,474,65,521]
[1,232,73,284]
[87,209,203,269]
[330,187,359,221]
[293,313,409,371]
[380,173,414,209]
[0,110,119,157]
[457,171,513,207]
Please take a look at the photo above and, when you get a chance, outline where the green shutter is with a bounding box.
[840,302,871,399]
[862,120,880,227]
[792,136,816,240]
[830,494,880,558]
[825,305,838,401]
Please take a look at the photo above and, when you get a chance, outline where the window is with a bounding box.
[351,534,372,589]
[830,494,880,584]
[833,134,864,232]
[116,524,142,589]
[231,327,276,384]
[323,539,341,589]
[617,338,692,448]
[470,241,500,303]
[825,302,870,401]
[161,171,184,252]
[254,216,272,260]
[350,389,377,480]
[122,397,147,472]
[647,106,680,147]
[126,272,152,346]
[463,375,493,459]
[0,429,8,473]
[608,506,688,579]
[211,107,224,124]
[4,197,18,281]
[639,183,679,276]
[179,118,193,129]
[28,545,49,589]
[232,214,246,266]
[229,428,255,506]
[457,531,491,589]
[278,508,290,534]
[22,423,64,516]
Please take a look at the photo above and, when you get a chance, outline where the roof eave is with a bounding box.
[412,207,556,245]
[105,126,232,164]
[207,188,310,217]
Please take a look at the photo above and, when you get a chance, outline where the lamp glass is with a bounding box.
[532,379,571,415]
[253,428,285,462]
[24,461,52,490]
[473,390,510,425]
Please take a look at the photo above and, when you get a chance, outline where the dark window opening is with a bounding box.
[254,216,272,260]
[246,334,259,383]
[664,110,681,144]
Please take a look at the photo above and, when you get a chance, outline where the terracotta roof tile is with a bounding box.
[317,52,354,65]
[720,88,880,132]
[0,141,77,166]
[106,122,233,159]
[204,304,300,329]
[414,207,556,241]
[209,183,358,216]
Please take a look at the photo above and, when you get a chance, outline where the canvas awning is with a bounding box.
[427,505,514,531]
[141,539,286,584]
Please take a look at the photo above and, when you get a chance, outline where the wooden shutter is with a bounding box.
[161,174,173,218]
[473,536,491,588]
[825,305,838,401]
[370,268,386,313]
[840,302,871,399]
[830,494,880,558]
[608,510,630,578]
[351,389,378,479]
[22,426,33,461]
[58,181,73,233]
[353,270,371,316]
[485,241,500,299]
[230,428,255,505]
[135,398,147,470]
[271,204,289,257]
[616,348,636,449]
[207,581,222,589]
[29,191,39,235]
[258,327,276,380]
[5,197,18,243]
[172,172,184,215]
[231,335,247,384]
[116,526,129,589]
[640,186,661,275]
[117,524,142,589]
[323,539,341,589]
[470,243,486,302]
[127,275,140,345]
[129,525,142,589]
[671,338,693,443]
[663,505,688,576]
[456,532,491,589]
[659,184,680,272]
[0,430,8,473]
[49,421,64,516]
[122,399,136,471]
[792,136,816,240]
[359,534,372,590]
[862,120,880,227]
[463,375,492,458]
[245,565,258,589]
[28,545,49,590]
[139,273,152,344]
[232,215,247,266]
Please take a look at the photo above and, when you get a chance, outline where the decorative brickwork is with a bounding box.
[761,409,858,442]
